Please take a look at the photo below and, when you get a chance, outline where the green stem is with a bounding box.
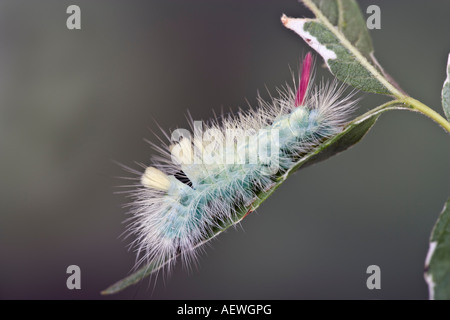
[399,97,450,133]
[366,97,450,133]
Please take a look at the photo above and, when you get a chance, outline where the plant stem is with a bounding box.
[400,97,450,133]
[366,98,450,133]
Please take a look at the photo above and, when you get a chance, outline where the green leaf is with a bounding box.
[425,197,450,300]
[310,0,373,59]
[102,101,405,295]
[442,54,450,121]
[282,0,404,97]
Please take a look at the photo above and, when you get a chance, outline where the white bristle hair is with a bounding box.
[123,55,357,278]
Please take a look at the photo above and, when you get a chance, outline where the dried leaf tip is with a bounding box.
[281,14,289,26]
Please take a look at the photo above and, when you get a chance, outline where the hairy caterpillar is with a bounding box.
[125,53,356,275]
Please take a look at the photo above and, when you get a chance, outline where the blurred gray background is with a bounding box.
[0,0,449,299]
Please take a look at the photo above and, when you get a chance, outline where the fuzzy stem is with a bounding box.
[368,98,450,133]
[369,97,450,133]
[399,97,450,133]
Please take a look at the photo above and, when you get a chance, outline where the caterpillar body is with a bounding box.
[127,53,356,273]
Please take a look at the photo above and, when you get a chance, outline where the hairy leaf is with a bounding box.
[425,198,450,300]
[310,0,373,59]
[282,0,403,96]
[442,54,450,121]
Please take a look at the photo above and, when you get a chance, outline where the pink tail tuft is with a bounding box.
[295,52,313,107]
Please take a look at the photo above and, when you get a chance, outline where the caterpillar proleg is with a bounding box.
[126,52,356,275]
